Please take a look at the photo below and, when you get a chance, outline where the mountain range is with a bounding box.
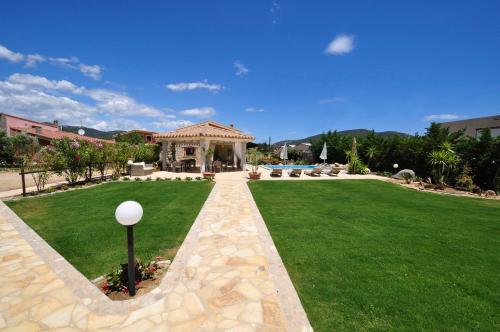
[62,126,124,140]
[273,129,408,146]
[61,125,407,144]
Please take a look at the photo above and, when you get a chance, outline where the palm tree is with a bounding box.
[429,142,457,185]
[366,146,377,168]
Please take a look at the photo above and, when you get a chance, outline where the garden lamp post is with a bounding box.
[393,163,399,174]
[115,201,143,296]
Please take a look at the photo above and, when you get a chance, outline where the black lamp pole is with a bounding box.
[126,226,136,296]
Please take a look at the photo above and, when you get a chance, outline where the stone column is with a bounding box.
[233,142,238,168]
[241,142,247,171]
[161,141,168,170]
[200,139,208,173]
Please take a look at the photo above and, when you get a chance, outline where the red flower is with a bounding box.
[155,256,162,261]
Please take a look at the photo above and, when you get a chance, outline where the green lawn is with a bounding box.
[6,181,213,279]
[248,180,500,331]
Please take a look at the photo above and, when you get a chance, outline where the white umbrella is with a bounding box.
[320,142,327,167]
[280,143,288,164]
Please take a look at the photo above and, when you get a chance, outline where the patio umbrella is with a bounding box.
[280,143,288,164]
[320,142,328,168]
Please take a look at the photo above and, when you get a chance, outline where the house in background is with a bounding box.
[441,115,500,138]
[120,129,158,144]
[0,113,114,145]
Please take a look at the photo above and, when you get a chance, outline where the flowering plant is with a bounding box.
[102,258,160,294]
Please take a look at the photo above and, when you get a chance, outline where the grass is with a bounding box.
[6,181,213,279]
[248,180,500,331]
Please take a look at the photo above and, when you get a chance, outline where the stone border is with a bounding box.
[243,183,313,332]
[0,181,217,315]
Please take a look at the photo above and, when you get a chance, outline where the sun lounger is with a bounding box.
[305,167,322,177]
[270,168,282,177]
[289,169,302,177]
[325,167,342,176]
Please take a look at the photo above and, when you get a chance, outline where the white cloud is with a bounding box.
[48,56,79,68]
[234,61,249,76]
[166,81,223,93]
[25,54,45,67]
[269,1,280,24]
[0,43,102,80]
[179,107,216,118]
[153,120,194,129]
[423,114,467,121]
[318,97,346,104]
[0,73,190,132]
[325,35,354,55]
[79,64,102,80]
[0,44,24,63]
[245,107,264,113]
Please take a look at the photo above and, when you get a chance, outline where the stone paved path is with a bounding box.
[0,176,311,331]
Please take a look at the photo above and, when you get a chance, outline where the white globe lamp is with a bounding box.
[115,201,143,296]
[115,201,143,226]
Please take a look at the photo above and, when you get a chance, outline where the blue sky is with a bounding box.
[1,1,499,142]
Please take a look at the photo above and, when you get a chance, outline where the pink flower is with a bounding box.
[71,141,80,149]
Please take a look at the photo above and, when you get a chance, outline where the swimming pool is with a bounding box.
[262,164,317,170]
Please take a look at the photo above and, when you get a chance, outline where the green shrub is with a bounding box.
[134,177,141,181]
[122,177,130,181]
[102,258,160,294]
[146,177,152,181]
[185,177,192,181]
[456,166,474,191]
[155,177,161,181]
[175,177,182,181]
[401,172,414,184]
[195,176,202,181]
[348,156,367,174]
[494,166,500,194]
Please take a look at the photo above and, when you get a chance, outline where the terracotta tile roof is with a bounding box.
[154,121,255,140]
[11,127,115,144]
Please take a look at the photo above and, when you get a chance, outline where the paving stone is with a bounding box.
[0,177,311,331]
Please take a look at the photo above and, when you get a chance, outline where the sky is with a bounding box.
[1,1,499,142]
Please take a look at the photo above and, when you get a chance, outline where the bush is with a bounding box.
[455,166,474,191]
[494,166,500,194]
[134,177,141,181]
[195,176,202,181]
[175,177,182,181]
[348,156,367,174]
[123,177,130,181]
[101,258,160,294]
[401,172,414,184]
[146,177,152,181]
[155,177,161,181]
[185,176,192,181]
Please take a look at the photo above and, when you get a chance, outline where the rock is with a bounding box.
[393,169,415,180]
[485,190,496,197]
[472,186,482,195]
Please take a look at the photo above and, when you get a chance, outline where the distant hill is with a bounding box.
[274,129,408,146]
[62,125,124,140]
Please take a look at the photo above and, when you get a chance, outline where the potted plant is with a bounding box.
[202,147,215,179]
[247,148,263,180]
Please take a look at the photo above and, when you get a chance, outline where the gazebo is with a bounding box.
[154,121,255,173]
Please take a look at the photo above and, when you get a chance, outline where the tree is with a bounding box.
[9,133,40,164]
[115,132,145,145]
[428,142,458,185]
[48,138,87,184]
